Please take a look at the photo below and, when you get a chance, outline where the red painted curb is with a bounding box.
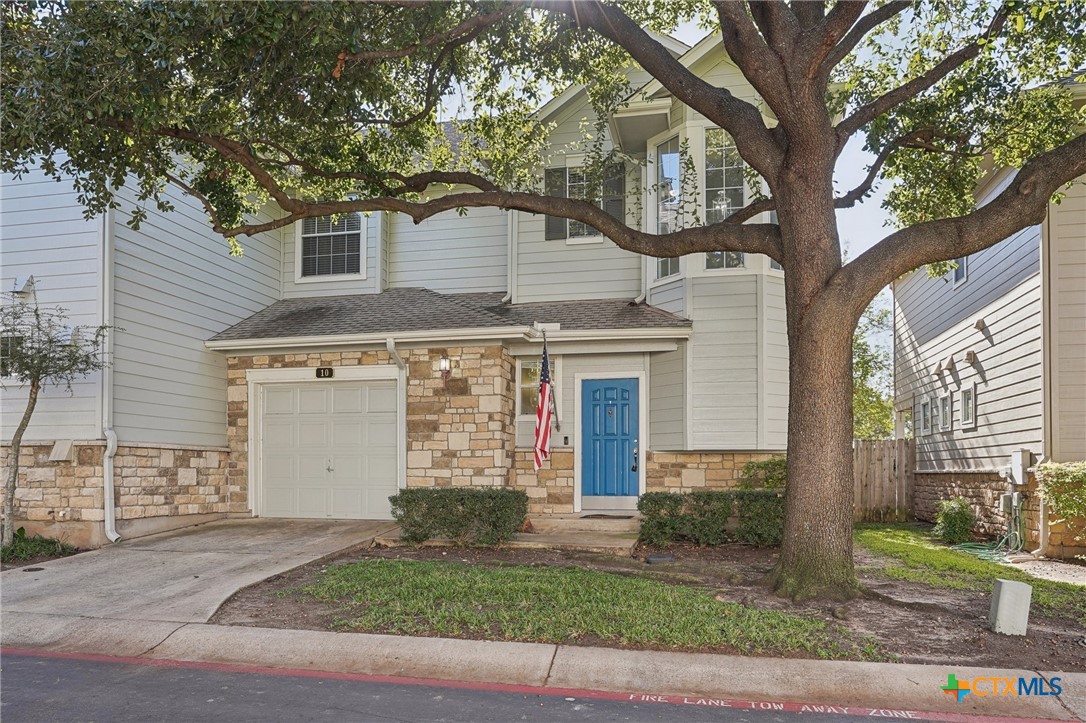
[0,647,1065,723]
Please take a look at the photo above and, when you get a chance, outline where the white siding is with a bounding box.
[388,205,507,293]
[281,215,379,298]
[1,170,102,442]
[111,185,281,447]
[648,277,685,315]
[762,275,789,448]
[895,222,1044,471]
[1046,179,1086,462]
[688,276,760,449]
[514,92,643,304]
[649,344,686,449]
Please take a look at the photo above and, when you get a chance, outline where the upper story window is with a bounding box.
[299,213,363,278]
[960,382,976,430]
[1,334,23,378]
[770,259,783,271]
[705,128,746,270]
[657,257,680,279]
[656,136,682,279]
[544,164,625,242]
[952,256,967,286]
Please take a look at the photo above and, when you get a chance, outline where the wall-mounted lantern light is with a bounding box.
[438,355,451,387]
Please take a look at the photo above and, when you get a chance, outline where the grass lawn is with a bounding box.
[301,558,880,659]
[0,531,76,564]
[854,523,1086,623]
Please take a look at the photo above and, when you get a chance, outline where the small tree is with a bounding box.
[1,292,110,546]
[853,304,894,440]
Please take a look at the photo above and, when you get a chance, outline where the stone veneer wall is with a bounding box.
[914,471,1086,559]
[1,441,230,547]
[646,451,779,492]
[226,346,517,508]
[512,449,574,514]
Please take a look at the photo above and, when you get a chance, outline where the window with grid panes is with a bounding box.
[300,214,362,277]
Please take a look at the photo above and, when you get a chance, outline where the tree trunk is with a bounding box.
[771,314,860,600]
[3,378,40,547]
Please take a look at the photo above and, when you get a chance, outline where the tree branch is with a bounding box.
[340,5,518,63]
[831,131,1086,315]
[536,0,783,177]
[712,0,794,120]
[822,1,911,73]
[836,3,1009,144]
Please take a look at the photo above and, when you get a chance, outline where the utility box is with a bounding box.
[990,579,1032,635]
[1007,449,1033,486]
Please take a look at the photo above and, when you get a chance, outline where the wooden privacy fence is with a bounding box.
[853,439,915,522]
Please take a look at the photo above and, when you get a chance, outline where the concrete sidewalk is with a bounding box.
[2,612,1082,722]
[0,518,394,623]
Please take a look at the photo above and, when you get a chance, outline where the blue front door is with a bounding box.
[581,378,639,498]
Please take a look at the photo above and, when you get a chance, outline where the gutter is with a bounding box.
[206,325,693,352]
[100,206,120,543]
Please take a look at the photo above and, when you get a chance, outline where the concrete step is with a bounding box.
[373,527,637,557]
[527,514,640,535]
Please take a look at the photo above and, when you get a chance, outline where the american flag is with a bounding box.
[532,339,554,471]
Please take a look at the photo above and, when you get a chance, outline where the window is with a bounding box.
[706,251,745,269]
[299,213,363,278]
[960,383,976,429]
[939,393,952,431]
[770,259,783,271]
[656,137,682,235]
[952,256,967,286]
[1,334,22,378]
[544,164,625,241]
[657,257,680,279]
[517,358,557,416]
[704,128,746,270]
[920,397,931,436]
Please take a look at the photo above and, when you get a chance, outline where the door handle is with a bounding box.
[326,459,335,473]
[631,447,638,473]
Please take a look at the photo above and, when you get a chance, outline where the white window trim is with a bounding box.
[919,396,932,436]
[938,391,952,432]
[960,381,977,430]
[951,256,968,288]
[293,214,368,285]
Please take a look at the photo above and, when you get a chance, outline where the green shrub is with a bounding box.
[737,456,787,490]
[0,527,77,563]
[637,490,785,547]
[734,490,786,545]
[1036,461,1086,546]
[933,497,976,544]
[388,488,528,546]
[636,493,686,547]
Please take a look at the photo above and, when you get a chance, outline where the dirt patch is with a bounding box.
[211,542,1086,671]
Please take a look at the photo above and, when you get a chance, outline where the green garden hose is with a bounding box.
[952,495,1026,562]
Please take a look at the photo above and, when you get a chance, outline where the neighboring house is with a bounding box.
[893,85,1086,557]
[1,34,790,547]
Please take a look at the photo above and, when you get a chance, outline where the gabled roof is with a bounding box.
[208,288,690,346]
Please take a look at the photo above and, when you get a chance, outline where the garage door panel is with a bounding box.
[333,387,364,414]
[368,385,398,411]
[264,387,296,415]
[298,387,330,414]
[259,380,400,520]
[333,421,364,448]
[263,421,296,448]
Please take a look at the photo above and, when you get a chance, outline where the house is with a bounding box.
[1,34,790,547]
[893,82,1086,558]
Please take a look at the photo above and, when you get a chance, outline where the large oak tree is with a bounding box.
[4,0,1084,599]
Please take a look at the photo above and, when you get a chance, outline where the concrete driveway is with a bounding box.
[1,519,394,624]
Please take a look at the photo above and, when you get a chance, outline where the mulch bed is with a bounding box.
[211,542,1086,671]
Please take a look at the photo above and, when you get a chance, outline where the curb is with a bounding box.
[2,613,1081,721]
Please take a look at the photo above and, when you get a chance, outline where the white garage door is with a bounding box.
[260,381,398,519]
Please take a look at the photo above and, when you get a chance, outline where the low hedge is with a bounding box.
[389,488,528,546]
[637,490,786,547]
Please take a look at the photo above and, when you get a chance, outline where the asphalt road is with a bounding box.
[0,651,883,723]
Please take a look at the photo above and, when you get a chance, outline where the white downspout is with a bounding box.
[100,207,120,543]
[502,210,515,303]
[633,254,648,305]
[385,337,406,370]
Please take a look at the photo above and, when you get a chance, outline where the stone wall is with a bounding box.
[913,471,1086,559]
[1,441,230,547]
[646,451,778,492]
[512,448,574,514]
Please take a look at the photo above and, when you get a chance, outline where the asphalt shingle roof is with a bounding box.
[210,288,689,342]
